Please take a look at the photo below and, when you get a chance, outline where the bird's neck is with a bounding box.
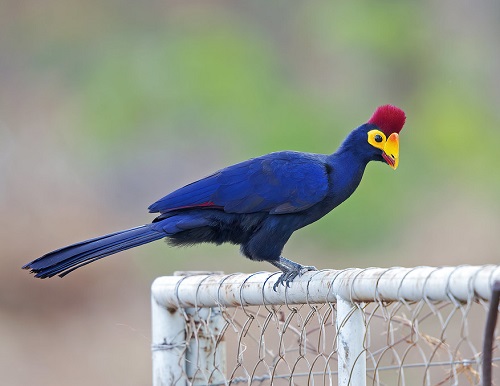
[326,147,369,206]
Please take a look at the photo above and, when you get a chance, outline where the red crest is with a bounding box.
[367,105,406,136]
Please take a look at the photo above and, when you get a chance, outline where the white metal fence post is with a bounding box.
[336,296,366,386]
[185,306,227,385]
[152,279,187,386]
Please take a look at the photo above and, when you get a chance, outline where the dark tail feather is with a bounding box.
[23,225,165,279]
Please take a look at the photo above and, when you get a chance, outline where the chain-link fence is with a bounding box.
[151,266,500,385]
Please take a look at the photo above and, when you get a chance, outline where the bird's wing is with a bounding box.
[148,152,329,215]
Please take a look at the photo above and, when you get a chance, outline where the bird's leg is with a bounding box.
[270,256,317,291]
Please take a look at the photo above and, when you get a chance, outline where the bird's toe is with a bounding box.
[272,263,317,291]
[273,270,301,291]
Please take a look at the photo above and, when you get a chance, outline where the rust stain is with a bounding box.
[167,306,178,314]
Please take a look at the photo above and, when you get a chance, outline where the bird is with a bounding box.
[23,104,406,289]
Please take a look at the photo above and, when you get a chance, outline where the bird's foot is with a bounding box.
[270,257,317,291]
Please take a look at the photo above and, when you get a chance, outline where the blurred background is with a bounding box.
[1,0,500,384]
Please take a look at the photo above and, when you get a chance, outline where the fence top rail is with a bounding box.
[151,265,500,309]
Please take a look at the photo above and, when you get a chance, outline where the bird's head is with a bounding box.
[343,105,406,169]
[366,104,405,169]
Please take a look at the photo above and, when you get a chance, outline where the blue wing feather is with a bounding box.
[148,151,329,215]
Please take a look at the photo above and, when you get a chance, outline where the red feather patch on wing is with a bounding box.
[367,105,406,136]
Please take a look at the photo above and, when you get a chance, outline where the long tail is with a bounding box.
[23,225,165,279]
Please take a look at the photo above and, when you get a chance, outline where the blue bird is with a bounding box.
[23,105,406,289]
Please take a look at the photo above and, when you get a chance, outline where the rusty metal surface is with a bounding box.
[152,265,500,309]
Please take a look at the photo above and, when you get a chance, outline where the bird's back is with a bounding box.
[149,151,331,216]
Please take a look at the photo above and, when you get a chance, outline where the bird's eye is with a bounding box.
[374,134,383,143]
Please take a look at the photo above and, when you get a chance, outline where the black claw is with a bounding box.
[272,265,317,291]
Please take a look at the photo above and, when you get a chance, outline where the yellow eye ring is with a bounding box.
[367,130,386,150]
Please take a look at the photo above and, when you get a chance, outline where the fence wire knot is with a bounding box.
[151,339,187,352]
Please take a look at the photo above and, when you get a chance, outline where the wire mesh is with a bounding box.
[180,299,496,385]
[151,266,500,385]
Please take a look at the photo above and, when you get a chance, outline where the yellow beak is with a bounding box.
[382,133,399,170]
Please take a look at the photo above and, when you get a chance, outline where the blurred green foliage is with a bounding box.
[78,15,338,155]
